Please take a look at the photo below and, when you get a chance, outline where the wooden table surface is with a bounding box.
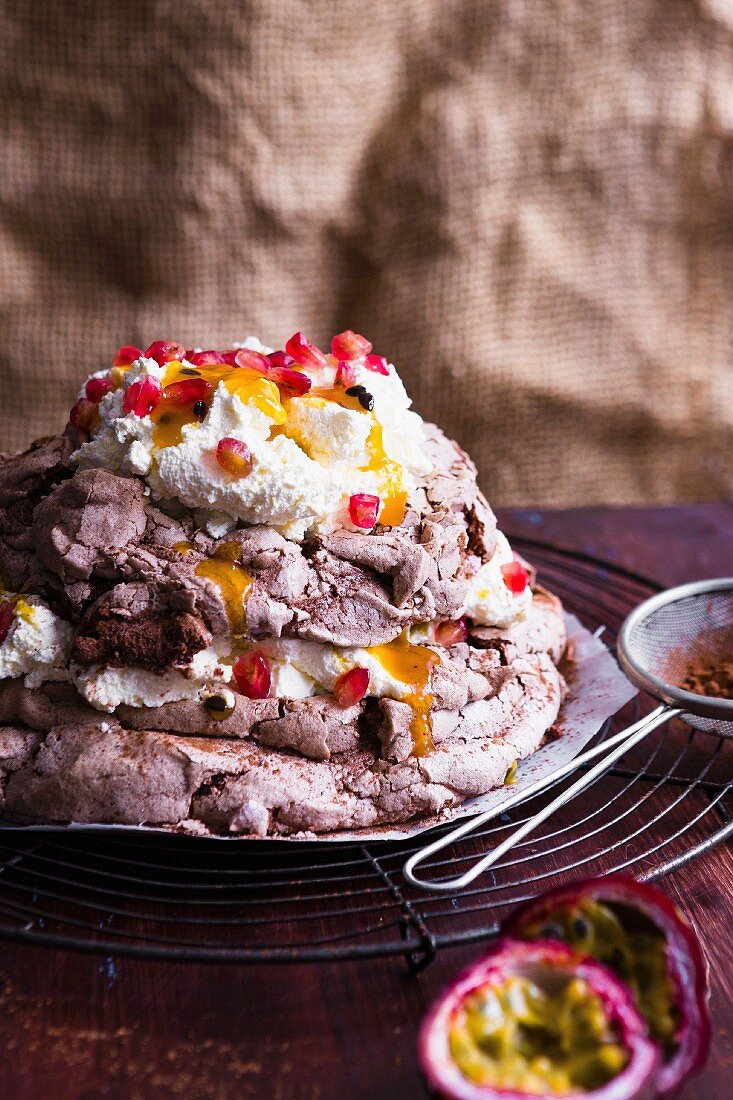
[1,503,731,1100]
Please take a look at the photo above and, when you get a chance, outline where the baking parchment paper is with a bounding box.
[0,613,638,843]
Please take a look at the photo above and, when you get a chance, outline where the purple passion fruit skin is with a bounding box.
[418,938,659,1100]
[504,876,711,1098]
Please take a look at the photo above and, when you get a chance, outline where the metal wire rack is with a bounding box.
[0,540,730,967]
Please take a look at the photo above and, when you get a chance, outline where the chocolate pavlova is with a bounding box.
[0,332,566,836]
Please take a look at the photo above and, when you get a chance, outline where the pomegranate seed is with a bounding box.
[144,340,186,365]
[285,332,328,370]
[432,618,468,647]
[188,349,226,366]
[113,345,143,367]
[233,651,271,699]
[364,354,389,375]
[349,493,380,529]
[234,348,270,373]
[501,561,529,594]
[216,437,253,476]
[85,375,113,403]
[335,361,356,387]
[267,350,296,369]
[331,330,373,360]
[163,377,213,405]
[268,366,312,397]
[69,398,98,433]
[0,600,15,645]
[333,666,370,707]
[122,376,163,417]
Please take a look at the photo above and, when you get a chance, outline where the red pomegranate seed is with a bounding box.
[331,330,373,360]
[285,332,328,370]
[122,376,163,417]
[188,349,226,366]
[349,493,380,529]
[163,377,213,405]
[333,666,370,707]
[216,437,253,476]
[85,375,113,403]
[233,651,271,699]
[112,345,143,367]
[501,560,529,594]
[69,398,99,433]
[267,350,295,369]
[364,354,389,375]
[268,366,312,397]
[0,600,14,645]
[432,618,468,647]
[335,361,356,387]
[234,348,270,373]
[144,340,186,365]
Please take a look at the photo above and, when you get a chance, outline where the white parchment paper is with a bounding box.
[0,613,637,843]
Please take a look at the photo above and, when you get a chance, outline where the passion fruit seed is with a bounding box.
[284,331,328,370]
[112,345,143,367]
[85,376,113,403]
[164,378,213,405]
[203,693,235,720]
[179,367,202,376]
[234,348,270,373]
[216,437,253,477]
[122,376,163,417]
[501,560,529,594]
[504,760,518,785]
[432,618,468,647]
[0,600,15,645]
[192,400,208,422]
[357,391,374,411]
[69,398,99,433]
[364,353,390,375]
[349,493,380,529]
[331,330,373,360]
[345,385,367,396]
[333,666,370,707]
[233,651,271,699]
[335,361,356,387]
[144,340,186,365]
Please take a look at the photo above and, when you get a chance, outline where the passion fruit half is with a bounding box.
[418,938,659,1100]
[503,876,710,1097]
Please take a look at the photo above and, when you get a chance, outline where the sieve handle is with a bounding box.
[403,705,679,893]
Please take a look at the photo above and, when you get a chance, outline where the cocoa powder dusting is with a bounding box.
[680,659,733,700]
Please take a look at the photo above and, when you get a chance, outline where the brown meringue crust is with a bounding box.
[0,424,568,837]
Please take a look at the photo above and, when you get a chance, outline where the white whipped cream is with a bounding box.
[71,646,232,713]
[256,638,440,702]
[464,531,533,628]
[72,337,431,541]
[0,596,73,688]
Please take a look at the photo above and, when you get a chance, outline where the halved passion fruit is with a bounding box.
[503,876,710,1097]
[418,938,659,1099]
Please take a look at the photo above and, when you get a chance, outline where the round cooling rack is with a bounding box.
[0,540,730,967]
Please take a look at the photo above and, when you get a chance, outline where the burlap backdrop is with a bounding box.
[0,0,731,505]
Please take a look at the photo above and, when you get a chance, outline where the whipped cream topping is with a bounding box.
[71,646,232,712]
[0,596,73,688]
[72,338,431,541]
[464,532,533,628]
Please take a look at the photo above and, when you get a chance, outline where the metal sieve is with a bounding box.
[404,578,733,892]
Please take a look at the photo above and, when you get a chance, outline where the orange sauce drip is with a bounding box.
[194,541,252,637]
[150,361,286,449]
[172,540,195,555]
[367,634,439,756]
[309,387,408,528]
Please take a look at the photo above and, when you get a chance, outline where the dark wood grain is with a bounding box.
[0,503,731,1100]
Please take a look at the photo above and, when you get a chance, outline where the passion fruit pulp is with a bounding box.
[418,938,659,1100]
[504,876,711,1097]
